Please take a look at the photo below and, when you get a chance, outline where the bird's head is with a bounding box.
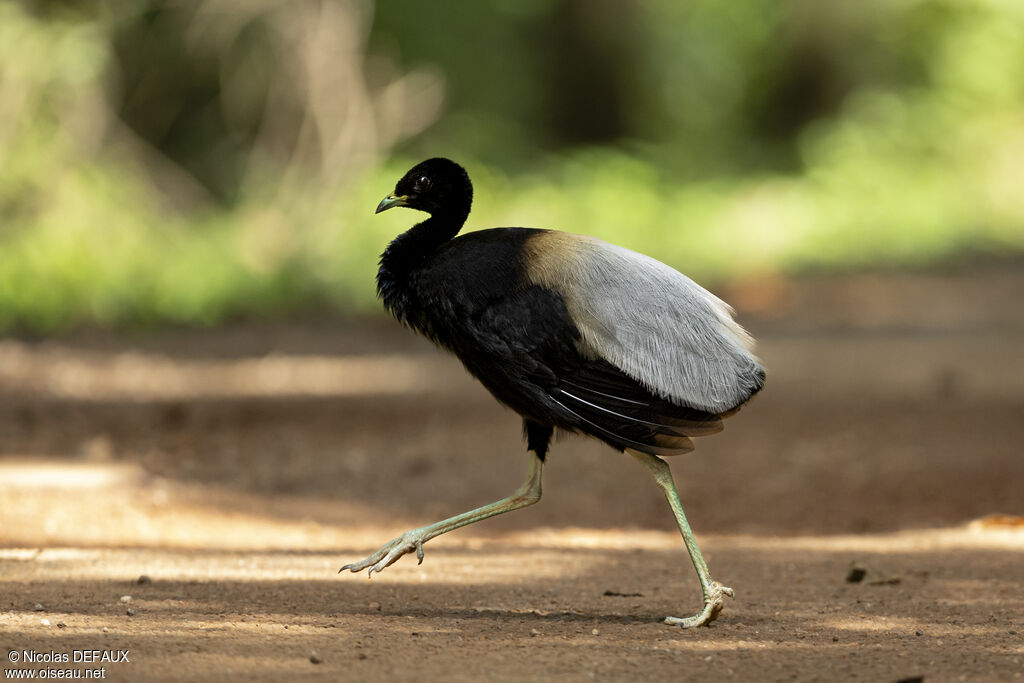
[375,158,473,218]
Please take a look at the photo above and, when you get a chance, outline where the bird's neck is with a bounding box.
[381,212,467,274]
[377,211,467,315]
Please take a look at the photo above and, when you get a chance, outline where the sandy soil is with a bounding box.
[1,266,1023,681]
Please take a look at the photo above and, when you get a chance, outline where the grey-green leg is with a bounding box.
[340,451,544,577]
[628,448,733,627]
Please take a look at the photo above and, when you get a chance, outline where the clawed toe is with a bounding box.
[339,533,426,577]
[664,581,734,628]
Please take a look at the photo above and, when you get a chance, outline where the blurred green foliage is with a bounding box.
[1,0,1023,332]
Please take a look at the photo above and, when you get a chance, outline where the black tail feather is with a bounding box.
[549,394,694,456]
[549,358,726,455]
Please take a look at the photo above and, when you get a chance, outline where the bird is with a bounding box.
[340,157,765,627]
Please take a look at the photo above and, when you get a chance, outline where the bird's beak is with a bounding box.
[375,193,408,214]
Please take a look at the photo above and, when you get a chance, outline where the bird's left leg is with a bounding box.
[340,451,544,577]
[627,448,733,628]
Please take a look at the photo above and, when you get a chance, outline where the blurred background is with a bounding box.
[1,0,1023,540]
[1,0,1022,331]
[3,4,1023,677]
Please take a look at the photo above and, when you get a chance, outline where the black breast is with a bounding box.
[378,227,541,345]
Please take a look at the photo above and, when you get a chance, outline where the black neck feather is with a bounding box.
[377,210,468,317]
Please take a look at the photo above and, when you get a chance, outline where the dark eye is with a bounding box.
[413,175,432,193]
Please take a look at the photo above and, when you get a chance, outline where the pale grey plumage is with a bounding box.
[525,231,763,414]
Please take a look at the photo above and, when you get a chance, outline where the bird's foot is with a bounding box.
[339,530,427,578]
[664,581,734,628]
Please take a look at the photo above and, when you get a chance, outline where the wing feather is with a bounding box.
[524,231,765,414]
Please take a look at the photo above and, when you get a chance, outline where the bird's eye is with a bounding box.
[413,176,432,193]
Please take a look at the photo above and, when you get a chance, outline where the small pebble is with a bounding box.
[33,603,44,611]
[358,653,368,660]
[102,627,109,633]
[136,575,152,585]
[369,601,381,611]
[916,630,923,636]
[57,622,67,629]
[1009,630,1019,636]
[120,595,133,604]
[530,629,542,637]
[846,566,867,583]
[310,651,322,665]
[591,629,600,636]
[126,608,135,617]
[41,619,51,626]
[704,655,713,662]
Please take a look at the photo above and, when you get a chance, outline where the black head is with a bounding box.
[375,158,473,219]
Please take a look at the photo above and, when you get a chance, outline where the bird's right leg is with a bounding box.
[340,451,544,577]
[628,449,733,628]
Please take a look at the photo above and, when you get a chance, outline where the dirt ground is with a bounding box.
[1,265,1023,682]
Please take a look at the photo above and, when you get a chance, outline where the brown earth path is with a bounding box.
[2,266,1023,681]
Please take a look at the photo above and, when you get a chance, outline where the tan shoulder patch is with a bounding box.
[521,230,595,289]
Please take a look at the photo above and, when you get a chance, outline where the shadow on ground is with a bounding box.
[2,266,1024,681]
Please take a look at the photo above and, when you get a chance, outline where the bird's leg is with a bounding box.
[340,451,544,577]
[627,449,733,628]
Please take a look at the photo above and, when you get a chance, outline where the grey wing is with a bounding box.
[466,286,726,456]
[525,233,765,414]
